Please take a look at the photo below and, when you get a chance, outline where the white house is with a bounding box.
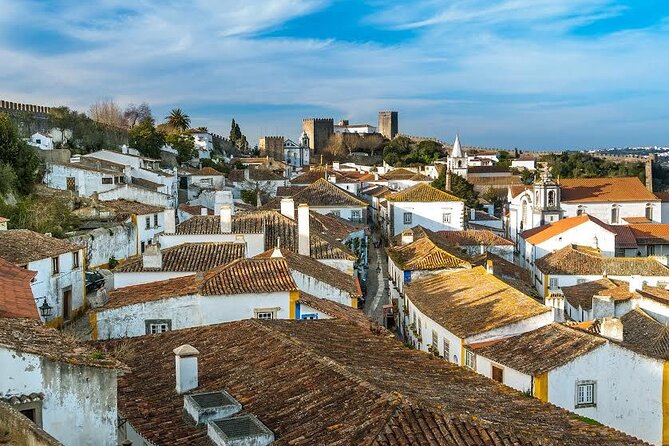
[290,166,362,195]
[381,183,464,237]
[188,128,214,159]
[44,162,125,197]
[511,156,537,171]
[28,132,53,150]
[284,133,310,168]
[0,317,124,445]
[471,320,665,445]
[68,223,138,268]
[534,244,669,299]
[113,242,246,288]
[0,228,85,328]
[101,200,168,254]
[379,167,433,191]
[91,256,304,339]
[401,265,553,366]
[181,166,226,190]
[228,168,287,197]
[333,120,376,134]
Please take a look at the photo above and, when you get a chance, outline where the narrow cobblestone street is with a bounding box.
[363,231,389,325]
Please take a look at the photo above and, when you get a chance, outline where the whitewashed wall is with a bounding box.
[44,164,118,197]
[159,233,263,257]
[99,185,173,208]
[94,291,291,339]
[290,270,352,306]
[390,201,465,236]
[68,225,136,268]
[0,347,118,446]
[562,201,660,224]
[475,355,533,392]
[113,271,193,289]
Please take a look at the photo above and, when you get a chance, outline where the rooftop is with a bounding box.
[290,166,358,184]
[297,292,371,328]
[629,223,669,245]
[114,242,245,273]
[177,203,213,216]
[536,245,669,276]
[0,257,38,319]
[96,319,644,445]
[559,177,658,203]
[266,178,367,208]
[387,230,471,271]
[467,166,511,174]
[561,278,637,310]
[405,266,550,338]
[275,185,306,197]
[521,214,613,245]
[229,168,285,182]
[381,168,432,182]
[102,199,165,216]
[386,183,462,202]
[308,211,364,240]
[434,229,512,246]
[0,229,80,265]
[471,323,606,375]
[0,317,123,369]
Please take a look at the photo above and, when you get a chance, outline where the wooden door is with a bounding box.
[66,177,75,191]
[492,365,504,383]
[63,289,72,321]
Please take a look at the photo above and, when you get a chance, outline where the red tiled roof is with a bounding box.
[0,230,80,265]
[521,214,613,245]
[536,245,669,276]
[386,183,462,202]
[0,258,38,319]
[560,177,658,203]
[114,243,245,272]
[629,224,669,245]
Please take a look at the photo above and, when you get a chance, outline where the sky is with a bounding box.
[1,0,668,150]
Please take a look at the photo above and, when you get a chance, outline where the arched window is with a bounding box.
[646,204,653,221]
[457,160,462,168]
[611,205,620,224]
[521,199,528,230]
[548,190,555,207]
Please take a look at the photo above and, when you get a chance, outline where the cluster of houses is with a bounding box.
[2,133,669,445]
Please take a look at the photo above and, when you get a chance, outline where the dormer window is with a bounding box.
[611,205,620,224]
[646,204,653,221]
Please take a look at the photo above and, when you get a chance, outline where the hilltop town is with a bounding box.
[3,99,669,446]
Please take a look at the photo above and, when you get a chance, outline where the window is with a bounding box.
[648,245,656,255]
[351,210,362,222]
[547,190,555,207]
[646,204,653,221]
[140,241,146,253]
[35,139,41,144]
[255,311,275,320]
[443,339,450,361]
[442,213,451,224]
[145,319,172,335]
[576,279,586,285]
[102,177,113,184]
[154,214,159,227]
[51,257,59,275]
[403,212,412,225]
[331,210,341,218]
[12,400,42,427]
[576,206,585,216]
[576,381,596,408]
[145,217,151,229]
[72,252,80,269]
[549,277,559,289]
[301,314,318,320]
[431,330,438,352]
[465,349,476,369]
[611,205,620,224]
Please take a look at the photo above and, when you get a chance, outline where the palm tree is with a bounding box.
[166,108,191,131]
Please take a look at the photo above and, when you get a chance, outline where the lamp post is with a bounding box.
[37,298,53,319]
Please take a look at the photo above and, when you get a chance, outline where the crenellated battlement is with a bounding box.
[0,99,51,114]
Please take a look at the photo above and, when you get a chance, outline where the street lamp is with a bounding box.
[376,262,382,273]
[37,298,53,319]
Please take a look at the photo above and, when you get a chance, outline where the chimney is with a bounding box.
[445,172,452,191]
[328,174,337,184]
[164,208,176,234]
[486,259,494,275]
[200,207,208,216]
[121,144,128,154]
[333,161,340,171]
[645,155,655,193]
[142,244,162,269]
[373,172,379,181]
[592,294,615,319]
[280,198,295,220]
[220,205,232,233]
[628,275,644,293]
[470,208,476,220]
[600,317,624,342]
[297,204,310,256]
[243,168,250,181]
[401,229,414,245]
[173,344,199,394]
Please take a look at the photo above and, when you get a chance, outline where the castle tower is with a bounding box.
[532,165,563,224]
[646,154,655,192]
[302,118,334,155]
[447,134,468,178]
[378,111,398,139]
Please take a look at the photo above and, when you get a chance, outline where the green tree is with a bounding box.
[0,113,40,194]
[129,117,164,158]
[432,169,479,208]
[47,106,76,146]
[165,131,197,164]
[229,119,242,143]
[166,108,191,131]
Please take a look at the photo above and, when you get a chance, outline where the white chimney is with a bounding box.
[164,208,176,234]
[173,344,199,394]
[628,275,644,293]
[200,207,208,216]
[243,168,250,181]
[280,198,295,220]
[328,174,337,184]
[333,161,340,171]
[121,144,128,154]
[592,294,614,319]
[374,172,379,181]
[600,317,624,342]
[214,190,233,215]
[142,244,162,269]
[401,229,414,245]
[298,204,310,256]
[470,208,476,220]
[220,205,232,233]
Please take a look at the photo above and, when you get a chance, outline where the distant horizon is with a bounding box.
[1,1,668,150]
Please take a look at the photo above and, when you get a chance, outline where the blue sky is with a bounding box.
[1,0,668,150]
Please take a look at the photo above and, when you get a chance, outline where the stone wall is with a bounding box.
[0,401,62,446]
[302,118,334,154]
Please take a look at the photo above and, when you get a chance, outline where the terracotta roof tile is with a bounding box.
[608,225,639,249]
[619,308,669,360]
[536,245,669,276]
[469,175,522,188]
[521,214,613,245]
[560,177,658,203]
[406,266,550,338]
[131,177,162,190]
[561,278,637,310]
[255,249,360,296]
[0,258,38,319]
[623,217,652,224]
[103,275,200,309]
[386,183,462,203]
[114,242,245,272]
[297,292,371,327]
[177,204,213,216]
[95,319,646,445]
[229,168,285,182]
[467,166,511,174]
[308,211,364,240]
[435,229,512,246]
[267,178,367,207]
[382,168,431,181]
[509,185,531,198]
[472,323,606,375]
[630,224,669,245]
[0,317,123,369]
[387,229,472,271]
[0,230,80,265]
[655,191,669,202]
[291,167,358,184]
[275,185,306,197]
[189,167,225,176]
[102,199,165,216]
